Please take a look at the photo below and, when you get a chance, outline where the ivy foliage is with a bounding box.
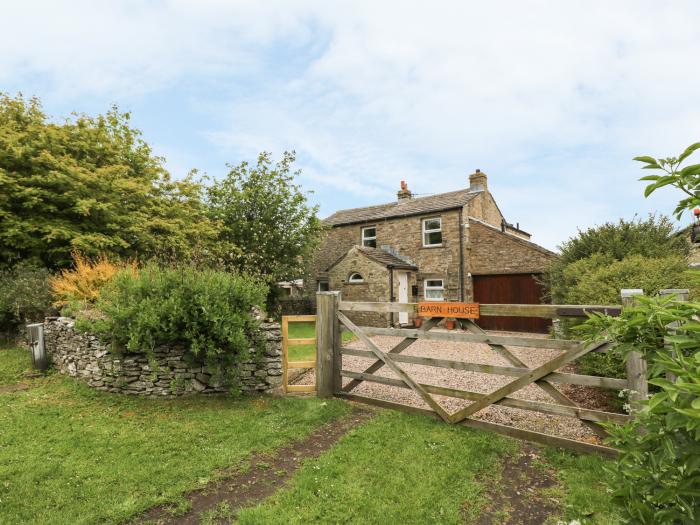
[578,295,700,524]
[0,93,217,270]
[81,265,268,374]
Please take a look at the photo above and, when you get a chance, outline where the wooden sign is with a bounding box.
[418,302,480,319]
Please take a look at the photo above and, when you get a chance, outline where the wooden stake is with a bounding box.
[621,289,647,412]
[316,292,339,397]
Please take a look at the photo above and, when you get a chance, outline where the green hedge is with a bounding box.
[559,254,693,379]
[0,263,52,334]
[559,253,691,305]
[81,265,268,372]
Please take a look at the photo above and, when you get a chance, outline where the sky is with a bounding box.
[2,0,700,250]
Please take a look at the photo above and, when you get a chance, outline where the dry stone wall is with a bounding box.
[43,317,283,397]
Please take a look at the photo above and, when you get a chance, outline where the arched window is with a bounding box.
[348,272,364,283]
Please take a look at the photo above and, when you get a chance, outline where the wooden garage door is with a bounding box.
[472,274,551,333]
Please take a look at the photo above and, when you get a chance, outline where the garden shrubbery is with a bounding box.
[580,295,700,524]
[557,253,691,305]
[49,252,135,312]
[0,263,52,336]
[543,215,694,379]
[79,264,268,371]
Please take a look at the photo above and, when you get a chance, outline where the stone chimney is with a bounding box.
[397,180,412,201]
[469,169,487,192]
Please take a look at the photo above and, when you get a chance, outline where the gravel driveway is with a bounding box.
[293,330,610,442]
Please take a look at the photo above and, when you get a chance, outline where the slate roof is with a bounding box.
[323,188,480,226]
[356,247,418,270]
[325,246,418,272]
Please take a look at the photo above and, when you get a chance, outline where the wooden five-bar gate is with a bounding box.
[309,291,656,457]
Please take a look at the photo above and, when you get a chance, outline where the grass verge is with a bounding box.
[541,448,622,524]
[0,344,33,385]
[0,345,350,525]
[237,409,519,524]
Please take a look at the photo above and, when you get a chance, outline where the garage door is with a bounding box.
[472,274,551,333]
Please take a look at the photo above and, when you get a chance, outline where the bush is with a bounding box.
[579,295,700,524]
[556,254,693,379]
[559,254,692,305]
[82,265,268,375]
[49,252,133,311]
[0,264,52,334]
[556,214,689,266]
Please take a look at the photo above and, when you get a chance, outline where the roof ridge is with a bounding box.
[323,187,480,226]
[467,217,558,256]
[324,187,476,217]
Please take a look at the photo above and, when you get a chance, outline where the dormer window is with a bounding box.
[362,226,377,248]
[422,217,442,247]
[348,272,364,283]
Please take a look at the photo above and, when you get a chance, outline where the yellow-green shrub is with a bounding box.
[49,252,133,309]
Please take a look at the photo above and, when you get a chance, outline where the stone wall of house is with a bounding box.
[309,209,466,303]
[468,220,556,275]
[466,190,504,229]
[304,226,358,300]
[43,317,283,397]
[306,181,553,308]
[328,247,391,326]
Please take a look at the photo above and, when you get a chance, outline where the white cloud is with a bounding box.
[2,0,700,248]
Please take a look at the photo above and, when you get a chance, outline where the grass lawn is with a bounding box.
[1,343,619,524]
[286,321,354,362]
[237,410,620,525]
[0,344,350,525]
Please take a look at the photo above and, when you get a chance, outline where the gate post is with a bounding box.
[659,289,689,382]
[316,291,340,397]
[621,289,647,412]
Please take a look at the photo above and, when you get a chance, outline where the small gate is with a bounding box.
[282,315,317,394]
[313,292,651,457]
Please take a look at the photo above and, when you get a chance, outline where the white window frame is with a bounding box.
[422,217,442,247]
[361,226,377,248]
[424,279,445,301]
[348,272,364,283]
[317,280,329,292]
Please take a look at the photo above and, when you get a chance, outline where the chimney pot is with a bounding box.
[397,180,412,201]
[469,169,488,192]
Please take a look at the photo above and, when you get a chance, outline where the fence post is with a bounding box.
[659,289,689,382]
[316,291,339,397]
[621,289,647,412]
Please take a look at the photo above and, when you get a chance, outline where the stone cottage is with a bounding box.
[307,170,557,332]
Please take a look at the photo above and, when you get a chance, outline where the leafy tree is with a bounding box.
[544,215,689,304]
[557,214,689,266]
[207,151,323,297]
[0,93,217,269]
[636,141,700,218]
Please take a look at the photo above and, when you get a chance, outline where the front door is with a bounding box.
[398,272,409,325]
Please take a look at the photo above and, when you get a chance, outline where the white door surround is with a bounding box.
[398,271,409,325]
